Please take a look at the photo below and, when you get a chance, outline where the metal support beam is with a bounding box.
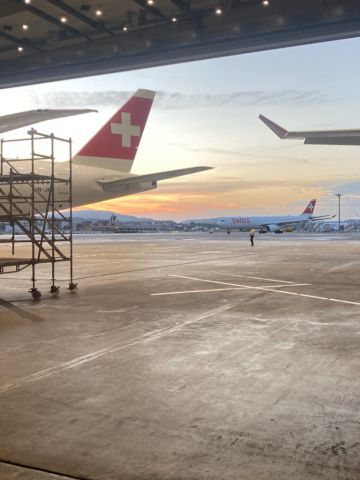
[44,0,99,28]
[43,0,115,36]
[169,0,191,13]
[132,0,165,19]
[13,0,91,40]
[0,30,42,52]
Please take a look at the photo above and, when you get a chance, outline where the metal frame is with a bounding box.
[0,129,76,299]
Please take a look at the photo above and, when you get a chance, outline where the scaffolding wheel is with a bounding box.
[68,282,78,292]
[29,288,42,300]
[50,285,60,296]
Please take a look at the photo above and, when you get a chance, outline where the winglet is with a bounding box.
[259,114,288,138]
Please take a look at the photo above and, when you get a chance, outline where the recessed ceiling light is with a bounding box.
[95,8,103,17]
[215,7,223,15]
[18,46,24,52]
[123,26,128,31]
[147,0,154,5]
[60,16,67,23]
[262,0,270,6]
[171,17,177,22]
[22,24,29,30]
[24,0,31,4]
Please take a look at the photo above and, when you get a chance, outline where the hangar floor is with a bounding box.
[0,232,359,480]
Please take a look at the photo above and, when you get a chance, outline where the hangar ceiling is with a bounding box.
[0,0,360,89]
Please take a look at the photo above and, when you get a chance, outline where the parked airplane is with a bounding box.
[217,199,332,233]
[0,89,211,213]
[259,114,360,145]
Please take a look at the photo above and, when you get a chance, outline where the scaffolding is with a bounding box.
[0,129,76,299]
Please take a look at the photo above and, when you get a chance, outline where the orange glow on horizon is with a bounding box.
[74,180,328,220]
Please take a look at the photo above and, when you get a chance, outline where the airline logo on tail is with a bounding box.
[111,112,140,148]
[75,89,155,171]
[302,199,316,215]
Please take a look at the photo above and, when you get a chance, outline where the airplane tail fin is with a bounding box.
[302,199,316,215]
[74,89,156,172]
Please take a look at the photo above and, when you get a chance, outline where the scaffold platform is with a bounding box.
[0,129,76,299]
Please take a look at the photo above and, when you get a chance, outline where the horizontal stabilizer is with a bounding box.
[310,214,336,221]
[259,114,360,145]
[97,166,212,189]
[0,109,97,134]
[277,214,335,225]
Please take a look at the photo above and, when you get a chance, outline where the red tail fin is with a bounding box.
[302,199,316,215]
[75,89,155,172]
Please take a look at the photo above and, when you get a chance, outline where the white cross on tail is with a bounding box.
[111,112,141,148]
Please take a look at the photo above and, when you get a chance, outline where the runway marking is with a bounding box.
[298,294,330,301]
[263,283,310,289]
[327,298,360,306]
[74,255,242,280]
[0,305,231,395]
[217,273,297,284]
[151,284,310,296]
[152,287,250,296]
[168,275,360,305]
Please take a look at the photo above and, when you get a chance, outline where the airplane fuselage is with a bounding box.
[217,214,310,232]
[0,160,155,216]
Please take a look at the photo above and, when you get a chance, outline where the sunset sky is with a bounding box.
[1,37,360,220]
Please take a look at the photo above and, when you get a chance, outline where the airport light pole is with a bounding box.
[335,193,342,232]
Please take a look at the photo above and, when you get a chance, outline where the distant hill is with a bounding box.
[72,209,153,222]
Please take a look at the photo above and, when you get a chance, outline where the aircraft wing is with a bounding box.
[261,219,307,227]
[259,114,360,145]
[0,109,97,134]
[273,215,335,227]
[309,214,336,220]
[97,166,212,191]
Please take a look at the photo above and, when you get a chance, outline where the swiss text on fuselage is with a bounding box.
[231,218,251,224]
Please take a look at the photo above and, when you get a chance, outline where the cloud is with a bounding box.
[186,146,311,164]
[132,176,316,198]
[317,179,360,196]
[303,179,360,217]
[28,89,326,110]
[166,140,312,164]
